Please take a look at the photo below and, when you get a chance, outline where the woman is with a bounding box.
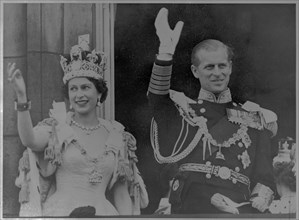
[268,162,296,214]
[9,42,148,217]
[268,138,296,214]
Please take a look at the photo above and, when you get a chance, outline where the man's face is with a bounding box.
[191,47,232,94]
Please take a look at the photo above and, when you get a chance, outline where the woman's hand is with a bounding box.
[7,62,27,100]
[113,181,132,215]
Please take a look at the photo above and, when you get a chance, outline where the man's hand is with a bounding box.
[251,196,269,212]
[211,193,239,214]
[155,8,184,55]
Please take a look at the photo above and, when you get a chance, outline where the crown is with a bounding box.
[60,39,107,84]
[273,137,296,166]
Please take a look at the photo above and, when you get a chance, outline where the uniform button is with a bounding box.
[198,99,203,104]
[238,142,243,147]
[232,179,237,184]
[206,174,211,179]
[172,180,180,191]
[235,167,240,172]
[200,108,206,113]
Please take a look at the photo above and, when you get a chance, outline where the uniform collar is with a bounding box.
[198,88,232,103]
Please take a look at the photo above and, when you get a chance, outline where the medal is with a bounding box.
[227,108,263,130]
[238,150,251,169]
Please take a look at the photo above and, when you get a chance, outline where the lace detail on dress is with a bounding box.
[44,123,62,166]
[16,150,30,203]
[16,108,148,216]
[37,118,58,127]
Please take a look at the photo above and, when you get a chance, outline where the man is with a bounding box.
[148,8,278,214]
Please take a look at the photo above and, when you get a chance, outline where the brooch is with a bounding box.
[89,168,103,184]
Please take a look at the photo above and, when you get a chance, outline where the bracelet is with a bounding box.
[14,100,31,111]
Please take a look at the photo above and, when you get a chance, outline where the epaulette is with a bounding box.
[169,89,196,112]
[227,101,278,136]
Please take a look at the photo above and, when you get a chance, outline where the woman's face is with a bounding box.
[68,77,101,115]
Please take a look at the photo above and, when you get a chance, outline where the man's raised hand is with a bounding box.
[155,7,184,55]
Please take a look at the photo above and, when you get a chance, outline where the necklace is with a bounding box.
[74,141,103,184]
[71,118,101,135]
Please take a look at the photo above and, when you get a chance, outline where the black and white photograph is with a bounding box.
[0,0,298,218]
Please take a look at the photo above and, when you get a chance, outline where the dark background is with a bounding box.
[114,4,296,213]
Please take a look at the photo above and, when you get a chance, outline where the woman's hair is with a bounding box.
[63,77,108,103]
[273,162,296,192]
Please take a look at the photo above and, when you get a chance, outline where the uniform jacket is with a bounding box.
[147,58,276,213]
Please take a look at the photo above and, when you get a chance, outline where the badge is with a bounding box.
[238,150,251,169]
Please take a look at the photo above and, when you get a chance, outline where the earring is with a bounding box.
[70,104,73,109]
[97,98,101,107]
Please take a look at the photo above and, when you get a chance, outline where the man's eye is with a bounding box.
[206,66,214,70]
[219,64,227,69]
[69,87,77,92]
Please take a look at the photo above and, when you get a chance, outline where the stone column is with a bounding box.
[3,3,27,217]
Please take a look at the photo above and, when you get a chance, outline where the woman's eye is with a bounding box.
[82,85,90,90]
[69,87,77,92]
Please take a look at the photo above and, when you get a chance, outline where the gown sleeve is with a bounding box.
[15,118,55,216]
[106,120,149,214]
[15,102,76,216]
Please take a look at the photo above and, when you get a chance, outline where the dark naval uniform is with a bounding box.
[148,58,277,214]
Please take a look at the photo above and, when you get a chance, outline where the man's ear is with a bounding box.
[228,61,233,75]
[191,65,199,79]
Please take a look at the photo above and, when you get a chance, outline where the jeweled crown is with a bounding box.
[60,39,107,84]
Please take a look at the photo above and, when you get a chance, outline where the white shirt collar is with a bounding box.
[198,88,232,103]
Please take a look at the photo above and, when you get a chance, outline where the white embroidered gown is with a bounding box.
[42,140,119,216]
[19,112,129,216]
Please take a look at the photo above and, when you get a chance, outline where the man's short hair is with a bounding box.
[191,39,234,66]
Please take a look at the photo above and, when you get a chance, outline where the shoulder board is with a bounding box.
[242,101,278,136]
[169,89,196,112]
[242,101,277,123]
[227,101,278,133]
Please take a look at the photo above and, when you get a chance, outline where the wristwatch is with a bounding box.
[14,100,31,111]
